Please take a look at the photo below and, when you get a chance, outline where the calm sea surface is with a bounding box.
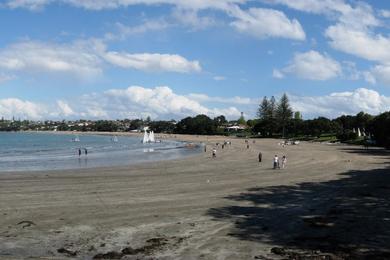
[0,132,201,172]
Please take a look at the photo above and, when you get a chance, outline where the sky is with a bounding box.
[0,0,389,121]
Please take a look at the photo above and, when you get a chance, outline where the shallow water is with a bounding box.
[0,132,201,172]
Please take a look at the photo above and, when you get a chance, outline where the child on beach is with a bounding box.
[212,148,217,158]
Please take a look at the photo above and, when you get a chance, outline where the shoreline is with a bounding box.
[0,131,211,174]
[1,136,389,259]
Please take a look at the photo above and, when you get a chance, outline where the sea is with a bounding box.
[0,132,202,172]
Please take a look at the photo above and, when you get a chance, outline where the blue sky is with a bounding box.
[0,0,389,120]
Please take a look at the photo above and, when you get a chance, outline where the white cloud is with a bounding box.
[325,24,390,64]
[0,98,47,120]
[370,64,390,86]
[229,7,305,40]
[380,9,390,18]
[187,93,255,105]
[0,40,202,78]
[172,8,216,30]
[105,20,171,41]
[213,76,226,81]
[103,52,201,73]
[0,41,103,79]
[272,69,284,79]
[290,88,390,118]
[5,0,247,11]
[278,51,341,80]
[95,86,242,119]
[263,0,380,29]
[56,100,75,117]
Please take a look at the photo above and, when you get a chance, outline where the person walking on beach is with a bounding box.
[204,145,207,153]
[78,148,81,157]
[212,148,217,158]
[282,155,287,169]
[273,155,279,169]
[258,152,262,163]
[84,148,88,156]
[247,144,250,149]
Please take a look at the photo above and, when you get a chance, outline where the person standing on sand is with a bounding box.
[204,145,207,152]
[258,152,262,163]
[212,148,217,158]
[273,155,279,169]
[282,155,287,169]
[78,148,81,157]
[84,148,88,156]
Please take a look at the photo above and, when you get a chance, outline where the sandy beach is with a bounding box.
[1,135,390,259]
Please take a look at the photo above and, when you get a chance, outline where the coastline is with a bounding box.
[1,136,389,259]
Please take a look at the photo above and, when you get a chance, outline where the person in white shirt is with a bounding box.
[273,155,279,169]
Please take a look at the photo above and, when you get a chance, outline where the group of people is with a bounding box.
[78,148,88,157]
[258,152,287,169]
[206,141,232,158]
[273,154,287,169]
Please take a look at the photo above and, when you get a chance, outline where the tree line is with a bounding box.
[1,94,389,148]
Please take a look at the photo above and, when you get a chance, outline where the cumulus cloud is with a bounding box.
[325,24,390,64]
[103,52,202,73]
[290,88,390,118]
[0,98,48,120]
[101,86,241,118]
[0,40,202,78]
[0,86,244,120]
[56,100,75,117]
[187,93,255,105]
[0,41,102,79]
[263,0,380,29]
[229,7,305,40]
[370,64,390,86]
[277,51,342,80]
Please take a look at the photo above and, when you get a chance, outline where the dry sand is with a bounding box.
[0,135,390,259]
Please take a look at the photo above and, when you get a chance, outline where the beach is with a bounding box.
[1,135,389,259]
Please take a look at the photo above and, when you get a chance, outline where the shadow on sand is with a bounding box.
[208,166,390,259]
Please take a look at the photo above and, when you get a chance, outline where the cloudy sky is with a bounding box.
[0,0,389,120]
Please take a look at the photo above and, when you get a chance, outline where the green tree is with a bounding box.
[371,111,390,148]
[276,93,293,137]
[237,113,246,125]
[294,111,302,120]
[257,96,269,119]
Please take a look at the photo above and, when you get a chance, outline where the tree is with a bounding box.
[276,93,293,138]
[237,113,246,125]
[255,96,278,136]
[213,115,227,126]
[175,114,216,135]
[269,96,276,119]
[257,96,269,119]
[371,111,390,148]
[294,111,302,120]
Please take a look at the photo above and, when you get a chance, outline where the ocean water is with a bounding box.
[0,132,201,172]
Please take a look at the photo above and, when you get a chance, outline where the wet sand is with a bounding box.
[1,136,389,259]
